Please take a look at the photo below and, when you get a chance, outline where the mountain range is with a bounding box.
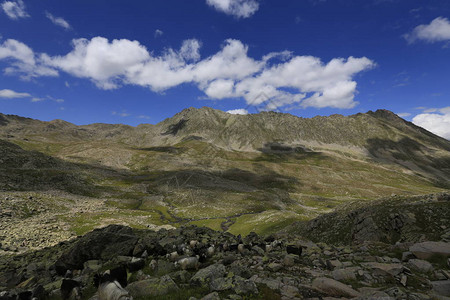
[0,107,449,253]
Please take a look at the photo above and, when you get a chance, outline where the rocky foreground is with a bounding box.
[1,223,450,300]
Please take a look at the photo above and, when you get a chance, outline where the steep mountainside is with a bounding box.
[1,108,449,181]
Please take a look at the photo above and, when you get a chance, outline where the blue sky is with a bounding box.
[0,0,449,139]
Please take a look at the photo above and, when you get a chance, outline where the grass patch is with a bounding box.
[227,210,302,236]
[189,218,226,231]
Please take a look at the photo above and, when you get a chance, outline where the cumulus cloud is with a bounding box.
[412,107,450,139]
[227,108,248,115]
[0,36,375,110]
[404,17,450,43]
[206,0,259,18]
[0,39,58,79]
[42,37,150,89]
[0,88,30,98]
[1,0,29,20]
[45,11,71,30]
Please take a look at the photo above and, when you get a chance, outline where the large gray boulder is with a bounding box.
[312,277,361,298]
[55,225,138,274]
[190,264,226,287]
[410,242,450,260]
[407,259,434,273]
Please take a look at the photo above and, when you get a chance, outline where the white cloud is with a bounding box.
[179,39,201,62]
[0,39,58,78]
[1,0,29,20]
[45,11,71,30]
[154,29,163,38]
[206,0,259,18]
[405,17,450,43]
[397,112,411,118]
[0,88,30,98]
[137,115,150,119]
[0,36,375,110]
[42,37,150,89]
[112,111,130,117]
[227,108,248,115]
[31,97,44,102]
[412,107,450,139]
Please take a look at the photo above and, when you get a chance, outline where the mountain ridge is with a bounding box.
[1,107,449,182]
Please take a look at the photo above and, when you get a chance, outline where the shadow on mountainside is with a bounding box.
[366,137,450,186]
[0,139,133,196]
[161,119,188,136]
[136,146,184,154]
[255,142,324,163]
[147,168,299,193]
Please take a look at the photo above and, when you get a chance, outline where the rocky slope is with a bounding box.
[1,220,450,300]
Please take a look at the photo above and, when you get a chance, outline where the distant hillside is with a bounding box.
[1,108,449,182]
[0,107,449,242]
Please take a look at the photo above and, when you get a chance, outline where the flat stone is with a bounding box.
[332,268,357,282]
[410,242,450,260]
[362,262,403,276]
[312,277,361,298]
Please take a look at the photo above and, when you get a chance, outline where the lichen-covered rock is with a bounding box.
[232,276,258,295]
[191,264,226,287]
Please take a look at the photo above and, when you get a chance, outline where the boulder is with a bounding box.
[286,244,302,256]
[407,259,434,273]
[127,257,145,272]
[232,276,258,295]
[312,277,361,298]
[332,268,357,282]
[361,262,403,276]
[60,279,80,300]
[126,275,179,297]
[55,225,138,274]
[431,280,450,297]
[191,264,226,287]
[326,259,343,270]
[210,277,233,292]
[200,292,220,300]
[410,242,450,260]
[267,263,283,272]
